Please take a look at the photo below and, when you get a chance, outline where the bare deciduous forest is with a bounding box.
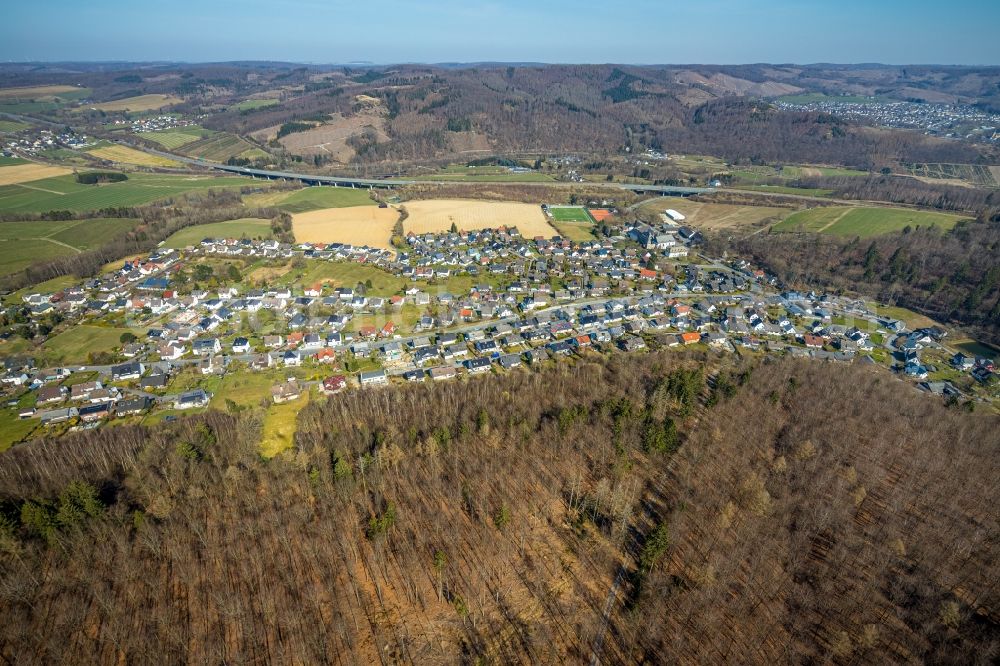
[0,353,996,664]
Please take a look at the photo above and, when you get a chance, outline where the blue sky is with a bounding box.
[4,0,998,64]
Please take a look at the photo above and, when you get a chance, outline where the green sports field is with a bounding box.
[547,206,592,223]
[162,218,273,248]
[0,173,255,214]
[772,206,970,237]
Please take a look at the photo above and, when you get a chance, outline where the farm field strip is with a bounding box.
[0,163,73,186]
[773,206,970,237]
[80,94,182,112]
[638,199,790,230]
[88,145,182,167]
[0,84,84,99]
[141,126,210,150]
[0,174,256,213]
[274,186,375,213]
[0,217,141,276]
[404,199,558,238]
[292,206,399,249]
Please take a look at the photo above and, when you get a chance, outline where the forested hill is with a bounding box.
[0,353,996,663]
[3,62,997,168]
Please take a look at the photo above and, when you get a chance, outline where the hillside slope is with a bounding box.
[0,354,996,663]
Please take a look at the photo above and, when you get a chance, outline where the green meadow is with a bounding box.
[773,206,969,237]
[0,173,254,214]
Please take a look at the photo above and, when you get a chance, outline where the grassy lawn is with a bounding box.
[547,206,592,222]
[550,220,595,241]
[875,305,939,330]
[261,393,309,458]
[275,186,375,213]
[38,324,146,364]
[0,173,257,214]
[280,261,408,296]
[0,239,76,276]
[0,408,38,452]
[7,275,80,302]
[162,218,272,248]
[774,206,969,237]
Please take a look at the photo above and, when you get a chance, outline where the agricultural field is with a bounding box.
[639,198,791,231]
[0,162,72,186]
[782,165,869,178]
[773,206,970,237]
[404,199,558,238]
[231,98,280,112]
[272,186,375,213]
[87,145,182,167]
[733,184,835,197]
[140,126,209,150]
[546,205,592,223]
[81,94,182,112]
[292,206,398,249]
[0,85,83,99]
[0,157,27,166]
[0,173,255,214]
[37,324,146,364]
[162,218,272,248]
[0,217,140,276]
[903,163,997,188]
[0,120,30,133]
[178,132,263,162]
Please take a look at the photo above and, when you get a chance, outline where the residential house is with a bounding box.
[174,389,210,409]
[36,384,68,405]
[111,362,144,381]
[271,378,302,404]
[359,369,388,386]
[321,375,347,394]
